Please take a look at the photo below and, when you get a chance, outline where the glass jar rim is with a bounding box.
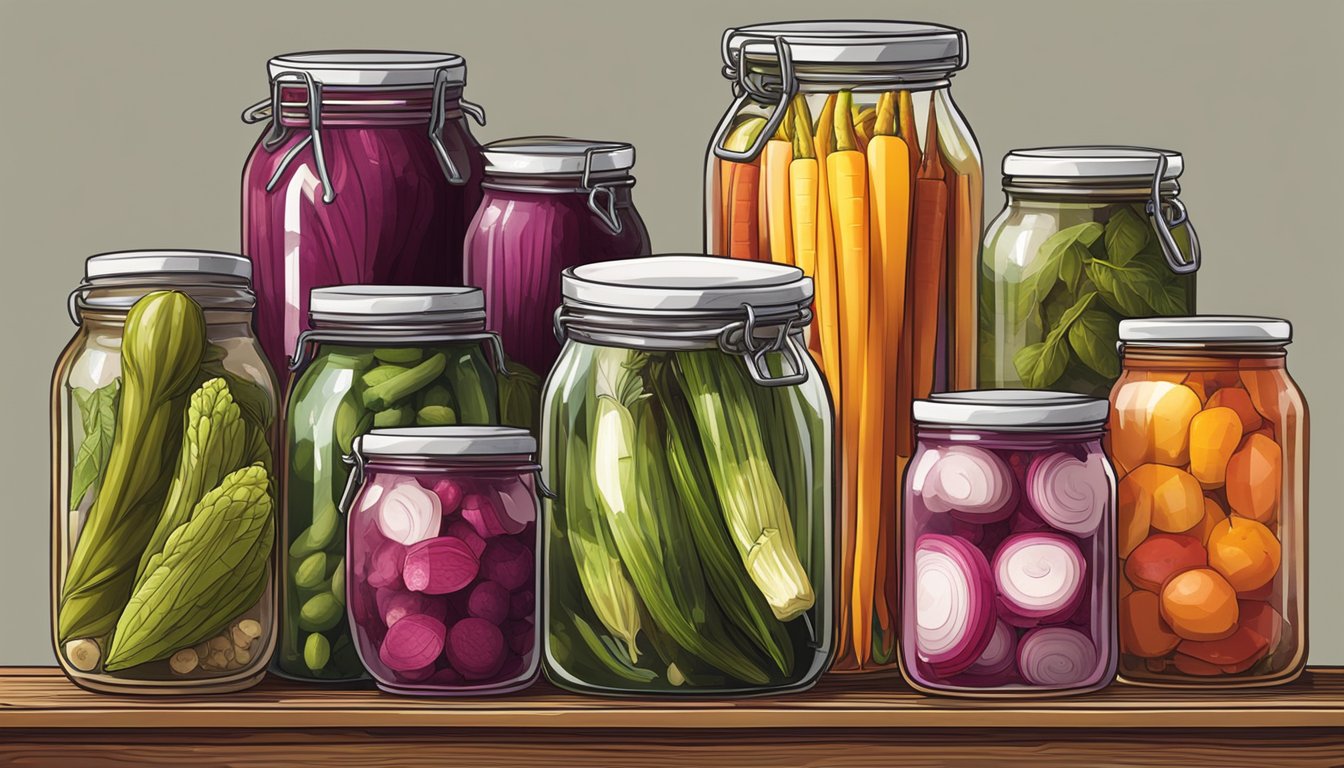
[268,50,465,88]
[913,390,1110,431]
[725,20,967,74]
[1003,146,1183,181]
[71,252,257,321]
[483,137,634,177]
[358,426,536,459]
[1119,316,1291,346]
[309,285,486,328]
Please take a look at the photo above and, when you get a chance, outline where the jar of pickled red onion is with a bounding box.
[900,390,1118,696]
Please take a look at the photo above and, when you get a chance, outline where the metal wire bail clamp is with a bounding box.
[581,144,624,234]
[1146,152,1201,275]
[710,34,797,163]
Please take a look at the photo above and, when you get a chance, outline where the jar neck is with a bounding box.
[277,84,464,127]
[73,279,256,323]
[364,455,537,474]
[1121,344,1288,368]
[1004,178,1182,203]
[742,62,957,93]
[916,427,1105,443]
[481,172,636,197]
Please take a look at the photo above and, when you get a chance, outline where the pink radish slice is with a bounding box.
[367,540,406,589]
[377,587,448,627]
[993,533,1087,621]
[378,613,448,672]
[444,520,486,557]
[1026,452,1108,536]
[914,533,997,677]
[1017,627,1098,687]
[461,492,526,538]
[403,537,480,595]
[467,580,511,625]
[376,481,442,545]
[430,477,465,515]
[966,619,1017,677]
[911,446,1017,521]
[481,537,533,592]
[491,479,538,531]
[445,617,507,680]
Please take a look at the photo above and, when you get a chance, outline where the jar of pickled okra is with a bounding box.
[901,391,1117,696]
[342,427,540,696]
[277,285,509,682]
[1111,317,1306,687]
[53,251,280,694]
[705,20,982,672]
[980,147,1200,397]
[542,255,834,696]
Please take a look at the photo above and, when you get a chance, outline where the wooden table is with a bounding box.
[2,666,1342,766]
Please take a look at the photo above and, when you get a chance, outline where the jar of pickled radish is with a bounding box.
[1111,317,1306,687]
[901,391,1117,696]
[980,147,1200,397]
[705,20,982,672]
[341,427,540,696]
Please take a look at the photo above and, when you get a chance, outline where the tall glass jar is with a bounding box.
[242,51,486,376]
[342,427,541,696]
[278,285,507,682]
[52,251,280,694]
[704,21,982,672]
[542,256,834,696]
[464,137,652,404]
[900,391,1117,696]
[1110,317,1306,687]
[980,147,1200,397]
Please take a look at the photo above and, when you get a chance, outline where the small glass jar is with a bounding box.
[704,21,982,672]
[1111,317,1306,687]
[342,427,540,696]
[52,251,280,694]
[278,285,509,682]
[980,147,1200,397]
[242,51,486,376]
[901,391,1117,696]
[543,255,834,696]
[464,137,652,395]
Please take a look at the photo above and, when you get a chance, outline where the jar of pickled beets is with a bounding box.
[341,427,540,696]
[900,390,1118,696]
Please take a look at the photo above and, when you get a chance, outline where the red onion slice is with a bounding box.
[915,534,997,677]
[966,618,1017,677]
[1017,627,1098,687]
[1026,452,1108,536]
[993,533,1087,621]
[911,446,1016,521]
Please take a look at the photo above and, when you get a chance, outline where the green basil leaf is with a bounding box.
[1060,244,1084,293]
[1067,310,1121,378]
[1013,340,1069,389]
[69,381,120,511]
[1047,291,1097,343]
[1087,257,1176,316]
[1104,207,1149,267]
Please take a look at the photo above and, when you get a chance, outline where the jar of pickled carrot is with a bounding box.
[1110,317,1307,687]
[704,20,982,673]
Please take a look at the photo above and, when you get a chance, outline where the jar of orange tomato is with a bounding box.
[1109,317,1306,686]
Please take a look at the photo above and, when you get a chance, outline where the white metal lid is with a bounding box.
[1119,316,1291,344]
[726,20,966,70]
[309,286,485,324]
[913,390,1110,429]
[85,250,251,281]
[562,255,812,312]
[360,426,536,457]
[483,137,635,176]
[267,51,465,87]
[1003,147,1184,179]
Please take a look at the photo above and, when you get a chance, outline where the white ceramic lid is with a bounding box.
[85,250,251,280]
[483,137,635,176]
[562,255,812,312]
[725,20,966,70]
[309,286,485,324]
[1119,316,1291,344]
[1003,147,1184,179]
[267,51,465,87]
[913,390,1110,429]
[360,426,535,457]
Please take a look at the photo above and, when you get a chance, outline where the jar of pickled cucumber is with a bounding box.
[543,255,834,696]
[277,286,509,681]
[980,147,1200,397]
[704,20,982,673]
[1110,317,1306,687]
[53,251,280,694]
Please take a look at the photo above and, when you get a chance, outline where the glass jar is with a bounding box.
[704,21,982,672]
[980,147,1200,397]
[901,391,1117,696]
[1110,317,1306,687]
[278,285,508,682]
[52,251,280,694]
[542,255,834,696]
[242,51,486,376]
[464,137,652,399]
[342,427,540,696]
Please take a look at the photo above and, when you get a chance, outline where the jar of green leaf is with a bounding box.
[979,147,1200,396]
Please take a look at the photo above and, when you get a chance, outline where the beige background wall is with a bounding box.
[1,0,1339,665]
